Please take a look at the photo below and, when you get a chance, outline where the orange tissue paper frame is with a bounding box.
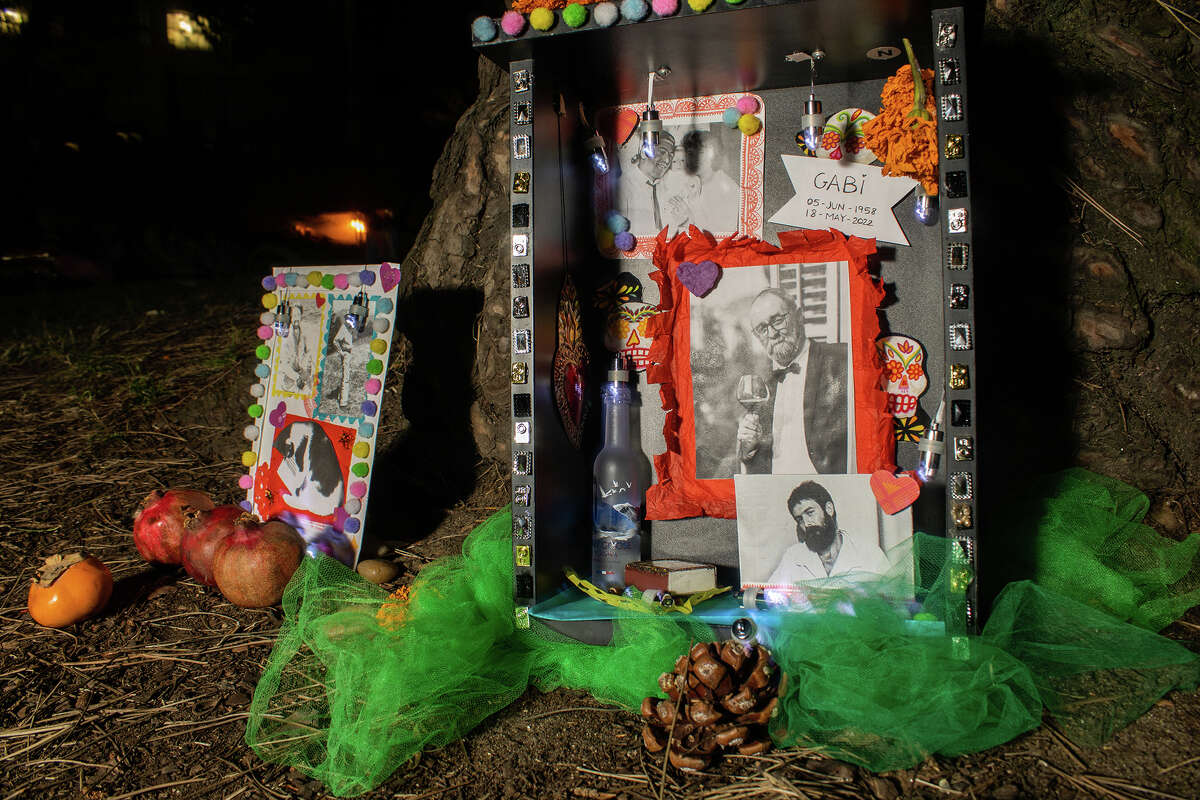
[644,227,894,520]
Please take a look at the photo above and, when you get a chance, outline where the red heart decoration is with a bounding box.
[613,108,640,146]
[315,295,326,307]
[869,470,921,515]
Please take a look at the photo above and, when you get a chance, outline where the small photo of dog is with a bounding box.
[272,420,347,518]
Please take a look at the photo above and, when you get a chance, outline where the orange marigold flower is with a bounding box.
[509,0,601,11]
[861,64,939,195]
[377,585,412,631]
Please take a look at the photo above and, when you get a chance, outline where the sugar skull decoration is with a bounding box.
[595,272,658,371]
[878,333,928,418]
[553,275,588,449]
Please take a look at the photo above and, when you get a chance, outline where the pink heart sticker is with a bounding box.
[333,506,349,533]
[380,262,401,293]
[268,401,287,429]
[869,470,921,515]
[677,259,721,297]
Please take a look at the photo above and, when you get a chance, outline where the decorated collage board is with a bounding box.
[240,264,403,567]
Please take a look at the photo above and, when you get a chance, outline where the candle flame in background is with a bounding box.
[291,212,371,246]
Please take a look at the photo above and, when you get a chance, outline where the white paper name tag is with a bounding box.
[769,156,918,246]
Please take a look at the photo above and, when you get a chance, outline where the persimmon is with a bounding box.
[27,553,113,628]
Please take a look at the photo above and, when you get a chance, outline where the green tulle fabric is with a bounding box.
[246,469,1200,796]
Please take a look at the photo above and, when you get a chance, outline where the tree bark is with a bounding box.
[398,56,513,468]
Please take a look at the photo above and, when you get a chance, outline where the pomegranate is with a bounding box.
[181,505,242,586]
[213,515,305,608]
[132,488,215,564]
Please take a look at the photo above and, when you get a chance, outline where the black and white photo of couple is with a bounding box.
[275,298,322,398]
[316,299,373,419]
[613,122,742,238]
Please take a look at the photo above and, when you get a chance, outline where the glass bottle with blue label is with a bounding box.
[591,355,643,590]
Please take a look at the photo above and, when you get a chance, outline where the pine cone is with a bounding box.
[640,641,780,771]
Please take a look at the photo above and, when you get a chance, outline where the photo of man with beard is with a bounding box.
[766,480,891,584]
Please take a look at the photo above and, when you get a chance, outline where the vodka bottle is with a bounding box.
[591,356,643,590]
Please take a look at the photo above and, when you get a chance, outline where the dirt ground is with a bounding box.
[0,278,1196,800]
[3,1,1200,799]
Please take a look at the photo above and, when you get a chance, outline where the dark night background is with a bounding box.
[0,1,483,288]
[1,2,1200,798]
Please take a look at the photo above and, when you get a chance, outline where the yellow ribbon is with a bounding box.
[564,568,729,615]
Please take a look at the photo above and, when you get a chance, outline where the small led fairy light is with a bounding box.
[639,67,670,159]
[800,50,826,154]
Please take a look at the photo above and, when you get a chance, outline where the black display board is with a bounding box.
[478,0,978,635]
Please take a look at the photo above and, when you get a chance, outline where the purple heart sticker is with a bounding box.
[268,401,287,428]
[333,506,349,533]
[677,259,722,297]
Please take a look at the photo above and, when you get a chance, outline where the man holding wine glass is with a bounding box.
[736,288,849,474]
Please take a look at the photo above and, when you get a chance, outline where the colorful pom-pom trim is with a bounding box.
[472,15,498,41]
[594,1,619,25]
[737,114,762,135]
[529,7,555,30]
[620,0,649,21]
[651,0,679,15]
[736,96,759,114]
[563,3,587,27]
[501,10,526,35]
[687,0,714,9]
[606,211,631,233]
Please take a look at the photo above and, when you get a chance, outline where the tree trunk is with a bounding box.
[397,56,513,469]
